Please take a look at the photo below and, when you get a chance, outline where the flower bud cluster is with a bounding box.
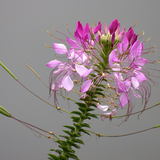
[46,19,157,120]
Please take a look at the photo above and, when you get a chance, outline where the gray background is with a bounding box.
[0,0,160,160]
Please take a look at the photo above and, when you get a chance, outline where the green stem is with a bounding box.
[86,125,160,137]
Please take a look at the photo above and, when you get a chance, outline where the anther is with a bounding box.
[45,43,50,48]
[146,37,150,42]
[133,20,137,28]
[47,30,51,35]
[52,26,57,32]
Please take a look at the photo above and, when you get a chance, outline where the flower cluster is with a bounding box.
[46,19,156,120]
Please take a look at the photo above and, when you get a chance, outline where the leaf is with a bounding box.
[62,130,72,136]
[70,116,81,122]
[72,138,84,145]
[81,123,90,128]
[71,111,82,116]
[63,125,75,130]
[86,113,98,119]
[75,102,86,108]
[66,153,79,160]
[48,154,60,160]
[78,107,86,113]
[79,128,90,135]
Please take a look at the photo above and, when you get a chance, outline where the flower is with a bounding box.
[46,19,157,119]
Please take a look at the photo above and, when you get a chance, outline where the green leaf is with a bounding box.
[73,123,81,129]
[48,154,60,160]
[79,128,90,135]
[62,130,72,136]
[61,146,75,153]
[94,91,105,97]
[96,88,104,92]
[0,105,11,117]
[59,155,68,160]
[86,113,98,119]
[0,62,18,81]
[72,138,84,145]
[154,124,160,128]
[71,111,82,116]
[75,102,86,108]
[81,123,90,128]
[50,149,62,154]
[65,153,79,160]
[63,125,75,130]
[70,116,81,122]
[71,143,80,149]
[86,108,95,112]
[78,107,86,113]
[59,135,69,140]
[98,84,106,88]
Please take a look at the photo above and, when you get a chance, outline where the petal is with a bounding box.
[67,38,80,49]
[46,59,62,68]
[81,80,92,93]
[62,75,74,91]
[53,43,68,54]
[109,19,119,34]
[138,42,143,56]
[76,21,83,37]
[129,40,139,59]
[97,104,109,112]
[131,77,139,89]
[120,93,128,107]
[109,49,119,66]
[81,68,93,77]
[136,72,146,83]
[101,113,111,121]
[135,57,147,66]
[122,36,129,52]
[75,64,88,76]
[94,21,101,34]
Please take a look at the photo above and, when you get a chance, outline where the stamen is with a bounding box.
[47,30,52,35]
[45,43,50,48]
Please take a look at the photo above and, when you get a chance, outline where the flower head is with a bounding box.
[46,19,158,119]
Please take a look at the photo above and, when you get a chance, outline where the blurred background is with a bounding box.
[0,0,160,159]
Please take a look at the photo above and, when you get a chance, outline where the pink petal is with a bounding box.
[130,40,139,59]
[75,64,88,76]
[122,36,129,52]
[136,57,147,66]
[136,72,146,83]
[53,43,68,54]
[131,77,139,89]
[46,60,62,68]
[101,113,111,121]
[97,104,109,112]
[81,68,93,77]
[120,93,128,107]
[67,38,80,49]
[62,75,74,91]
[81,80,92,93]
